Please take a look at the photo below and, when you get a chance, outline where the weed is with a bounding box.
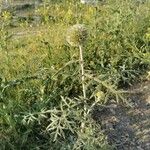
[0,0,150,149]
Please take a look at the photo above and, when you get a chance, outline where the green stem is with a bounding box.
[79,45,86,132]
[79,45,86,99]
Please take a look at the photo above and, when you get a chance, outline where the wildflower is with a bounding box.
[146,33,150,41]
[2,11,11,21]
[66,24,88,47]
[96,91,105,100]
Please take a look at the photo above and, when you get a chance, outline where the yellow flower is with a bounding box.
[2,11,11,21]
[146,33,150,40]
[145,28,150,41]
[147,71,150,80]
[96,91,105,101]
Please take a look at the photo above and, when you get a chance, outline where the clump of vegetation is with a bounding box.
[0,0,150,149]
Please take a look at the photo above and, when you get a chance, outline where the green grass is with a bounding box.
[0,0,150,149]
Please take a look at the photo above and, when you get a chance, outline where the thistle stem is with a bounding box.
[79,45,86,99]
[79,45,87,132]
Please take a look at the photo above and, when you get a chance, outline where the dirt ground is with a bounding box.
[92,80,150,150]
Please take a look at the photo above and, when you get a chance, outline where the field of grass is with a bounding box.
[0,0,150,149]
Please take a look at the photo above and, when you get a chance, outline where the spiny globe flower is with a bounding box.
[66,24,88,47]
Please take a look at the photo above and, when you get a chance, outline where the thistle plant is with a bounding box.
[66,24,88,99]
[66,24,88,131]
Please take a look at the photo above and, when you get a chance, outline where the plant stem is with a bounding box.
[79,45,86,99]
[79,45,86,132]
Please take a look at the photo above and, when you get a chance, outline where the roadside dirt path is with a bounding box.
[93,80,150,150]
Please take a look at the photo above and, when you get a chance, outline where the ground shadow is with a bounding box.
[92,81,150,150]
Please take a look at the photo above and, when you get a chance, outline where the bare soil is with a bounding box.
[92,80,150,150]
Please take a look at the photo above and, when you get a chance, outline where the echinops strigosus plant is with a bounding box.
[66,24,88,99]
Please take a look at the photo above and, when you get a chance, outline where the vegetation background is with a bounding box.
[0,0,150,149]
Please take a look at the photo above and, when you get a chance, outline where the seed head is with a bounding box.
[66,24,88,47]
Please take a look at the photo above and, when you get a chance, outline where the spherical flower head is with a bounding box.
[66,24,88,47]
